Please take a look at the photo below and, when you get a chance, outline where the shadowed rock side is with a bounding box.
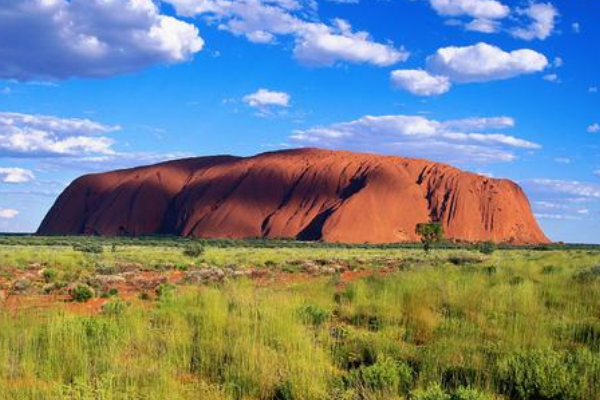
[38,149,550,244]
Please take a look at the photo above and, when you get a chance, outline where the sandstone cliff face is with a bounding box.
[38,149,549,244]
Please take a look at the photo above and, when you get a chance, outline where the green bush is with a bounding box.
[347,358,413,395]
[447,255,484,266]
[573,265,600,283]
[508,276,525,286]
[442,366,479,390]
[496,349,589,400]
[101,298,128,317]
[71,284,94,303]
[72,243,104,254]
[156,283,176,301]
[541,265,563,275]
[298,304,330,328]
[41,268,58,283]
[451,387,494,400]
[183,242,205,258]
[411,383,450,400]
[478,242,497,255]
[333,331,378,370]
[100,288,119,298]
[570,321,600,351]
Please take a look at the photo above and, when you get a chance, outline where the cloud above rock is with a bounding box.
[0,112,119,157]
[291,114,540,164]
[0,208,19,219]
[0,168,35,183]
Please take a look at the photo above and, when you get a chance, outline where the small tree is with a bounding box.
[415,222,444,252]
[71,284,94,303]
[182,242,205,258]
[478,241,497,255]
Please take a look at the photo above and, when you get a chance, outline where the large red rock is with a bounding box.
[38,148,549,244]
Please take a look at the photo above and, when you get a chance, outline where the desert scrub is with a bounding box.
[495,349,600,400]
[411,383,450,400]
[572,264,600,283]
[478,242,497,255]
[0,246,599,398]
[70,284,94,302]
[345,357,413,396]
[298,304,330,328]
[72,243,104,254]
[42,267,58,282]
[182,242,205,258]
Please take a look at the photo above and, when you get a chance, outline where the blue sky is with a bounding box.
[0,0,598,243]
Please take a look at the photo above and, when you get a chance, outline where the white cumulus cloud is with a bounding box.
[421,0,558,40]
[429,0,509,20]
[0,112,119,157]
[524,179,600,199]
[0,167,35,183]
[290,114,539,164]
[427,43,548,83]
[243,88,291,108]
[165,0,408,67]
[393,43,547,96]
[510,3,558,41]
[0,208,19,219]
[587,124,600,133]
[391,70,451,96]
[0,0,204,80]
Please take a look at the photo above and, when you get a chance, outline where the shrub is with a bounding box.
[541,265,563,275]
[570,321,600,351]
[447,255,484,266]
[450,387,494,400]
[411,383,450,400]
[495,349,589,400]
[508,276,524,286]
[100,288,119,298]
[442,366,479,390]
[156,283,176,301]
[350,309,384,331]
[71,284,94,303]
[298,304,330,328]
[271,381,293,400]
[336,285,356,304]
[139,291,151,301]
[101,298,128,317]
[12,278,31,292]
[478,241,497,255]
[573,265,600,283]
[347,358,413,395]
[72,243,104,254]
[183,242,205,258]
[333,332,378,370]
[41,268,58,283]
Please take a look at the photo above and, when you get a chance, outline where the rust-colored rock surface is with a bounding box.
[38,148,549,244]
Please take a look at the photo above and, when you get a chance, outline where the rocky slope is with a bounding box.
[38,148,549,244]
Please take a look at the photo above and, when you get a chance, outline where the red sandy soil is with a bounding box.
[0,265,394,315]
[38,148,548,244]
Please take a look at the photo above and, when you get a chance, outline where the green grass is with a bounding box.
[0,241,599,399]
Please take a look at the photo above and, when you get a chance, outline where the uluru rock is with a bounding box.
[38,148,549,244]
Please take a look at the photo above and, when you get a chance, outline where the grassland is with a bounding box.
[0,237,599,399]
